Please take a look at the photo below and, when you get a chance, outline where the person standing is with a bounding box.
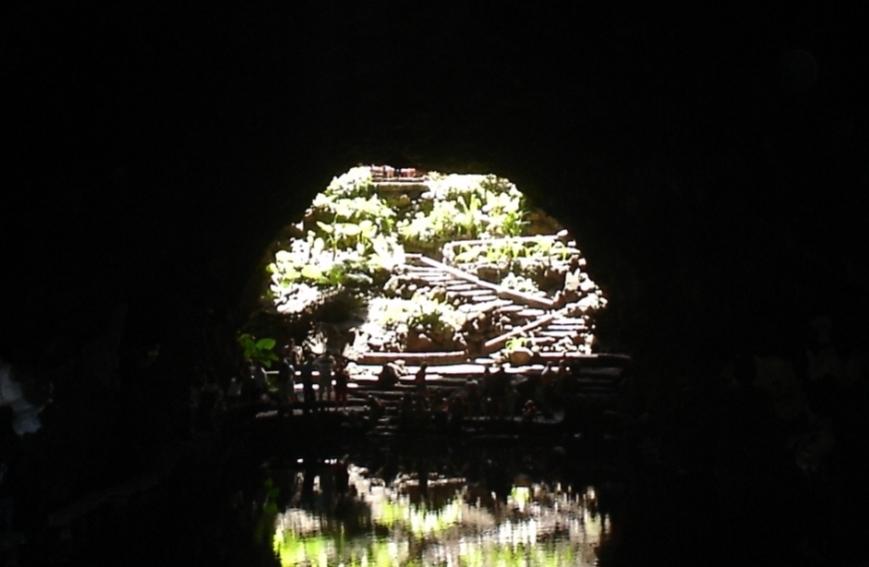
[277,345,296,404]
[378,363,398,388]
[334,358,350,407]
[492,366,510,417]
[301,355,315,414]
[318,353,335,402]
[289,339,303,369]
[415,363,428,396]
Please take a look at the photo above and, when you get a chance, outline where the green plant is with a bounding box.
[366,294,464,337]
[396,173,528,249]
[322,166,375,199]
[504,336,529,352]
[500,272,541,294]
[237,333,279,368]
[407,304,450,335]
[455,193,483,238]
[312,195,395,233]
[267,166,571,319]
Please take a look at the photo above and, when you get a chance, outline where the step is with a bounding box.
[444,283,477,291]
[479,299,513,308]
[356,351,468,365]
[547,324,586,331]
[461,302,501,313]
[452,289,494,297]
[526,337,557,345]
[539,330,580,338]
[373,182,429,192]
[546,326,587,333]
[552,317,586,325]
[517,309,546,318]
[496,305,525,314]
[405,273,451,281]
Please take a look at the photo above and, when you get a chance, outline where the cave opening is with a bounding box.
[233,165,627,407]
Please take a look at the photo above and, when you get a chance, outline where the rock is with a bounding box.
[344,272,374,288]
[1,360,42,435]
[418,334,434,351]
[476,264,500,283]
[509,347,534,366]
[383,275,403,296]
[430,286,447,302]
[564,269,581,292]
[406,333,433,351]
[577,293,600,312]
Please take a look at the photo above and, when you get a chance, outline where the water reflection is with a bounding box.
[272,463,609,566]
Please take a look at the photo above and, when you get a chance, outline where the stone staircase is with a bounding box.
[356,253,593,366]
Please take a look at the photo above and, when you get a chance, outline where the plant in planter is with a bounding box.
[406,301,458,350]
[359,292,466,352]
[504,336,534,365]
[500,272,544,295]
[504,336,529,351]
[323,166,376,199]
[396,173,529,252]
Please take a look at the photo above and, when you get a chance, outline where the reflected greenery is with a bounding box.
[271,464,608,566]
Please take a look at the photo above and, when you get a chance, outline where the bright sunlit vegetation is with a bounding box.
[263,165,606,361]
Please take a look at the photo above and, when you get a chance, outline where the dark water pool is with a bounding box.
[269,460,608,566]
[33,433,630,567]
[32,428,833,566]
[239,441,621,567]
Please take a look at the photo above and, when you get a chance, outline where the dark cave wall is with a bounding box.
[4,11,869,563]
[3,4,868,377]
[1,9,867,539]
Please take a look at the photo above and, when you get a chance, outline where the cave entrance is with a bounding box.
[239,165,625,393]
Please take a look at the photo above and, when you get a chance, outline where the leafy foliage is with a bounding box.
[499,272,544,295]
[264,167,604,356]
[237,333,279,368]
[504,336,530,352]
[405,295,465,338]
[448,237,577,267]
[269,168,529,313]
[396,174,527,251]
[357,292,467,352]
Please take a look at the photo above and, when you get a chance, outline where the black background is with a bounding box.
[3,5,868,397]
[4,4,869,566]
